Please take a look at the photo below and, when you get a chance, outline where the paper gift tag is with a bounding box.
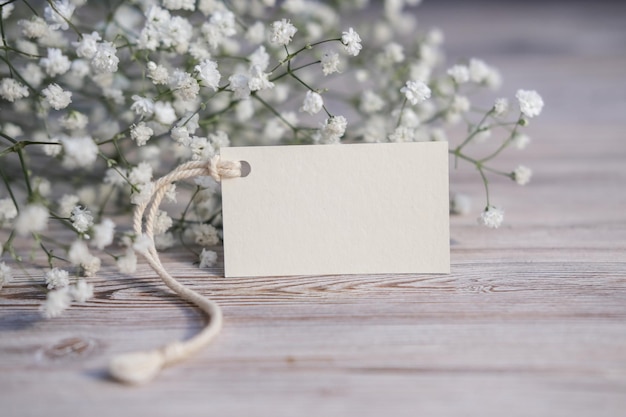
[220,142,449,277]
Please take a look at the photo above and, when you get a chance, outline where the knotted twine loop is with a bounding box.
[109,155,241,385]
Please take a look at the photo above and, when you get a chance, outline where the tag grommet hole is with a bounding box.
[239,160,251,177]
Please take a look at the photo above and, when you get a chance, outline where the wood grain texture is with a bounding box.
[2,2,626,416]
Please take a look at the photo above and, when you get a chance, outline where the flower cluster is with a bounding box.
[0,0,542,317]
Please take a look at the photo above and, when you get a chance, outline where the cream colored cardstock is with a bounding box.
[220,142,450,277]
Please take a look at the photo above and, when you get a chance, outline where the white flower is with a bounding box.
[130,122,154,146]
[248,65,274,91]
[300,91,324,115]
[40,48,71,77]
[170,69,199,101]
[447,64,469,84]
[341,27,362,56]
[73,31,101,59]
[18,17,48,39]
[129,162,153,185]
[45,268,70,289]
[91,218,115,250]
[154,101,177,125]
[512,133,531,150]
[513,165,532,185]
[130,95,154,118]
[70,206,93,234]
[14,204,49,236]
[468,58,490,83]
[493,98,509,116]
[163,0,196,11]
[70,280,94,303]
[320,51,340,76]
[209,130,230,149]
[245,21,265,44]
[478,206,504,229]
[195,59,221,90]
[193,224,220,246]
[228,73,251,99]
[0,78,29,102]
[315,115,347,144]
[40,287,71,318]
[516,89,544,118]
[388,126,415,143]
[155,232,176,250]
[153,210,173,235]
[359,90,385,114]
[117,248,137,274]
[0,198,18,224]
[450,193,471,215]
[60,111,88,131]
[147,61,169,85]
[0,262,13,290]
[91,41,119,73]
[133,234,154,256]
[61,136,98,169]
[249,45,270,71]
[44,0,75,30]
[42,83,72,110]
[270,19,297,45]
[401,80,431,105]
[199,249,218,268]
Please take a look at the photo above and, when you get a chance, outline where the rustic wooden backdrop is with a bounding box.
[2,2,625,416]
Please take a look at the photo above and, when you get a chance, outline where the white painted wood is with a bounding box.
[1,2,626,416]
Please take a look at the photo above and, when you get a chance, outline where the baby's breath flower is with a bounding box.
[249,45,270,71]
[228,73,250,100]
[450,192,471,215]
[341,27,362,56]
[447,64,470,84]
[60,111,88,131]
[40,287,71,318]
[199,249,218,268]
[130,95,155,117]
[153,210,173,235]
[60,136,98,169]
[42,83,72,110]
[388,126,415,143]
[516,89,544,118]
[91,219,115,250]
[195,59,221,90]
[0,78,29,102]
[131,122,154,146]
[70,280,94,303]
[193,224,220,246]
[70,206,93,234]
[45,268,70,289]
[512,133,531,150]
[315,115,347,144]
[493,98,509,116]
[40,48,71,77]
[269,19,297,46]
[359,90,385,114]
[91,41,119,74]
[146,61,169,85]
[73,31,101,58]
[320,51,340,75]
[0,262,13,290]
[401,80,431,105]
[14,204,49,236]
[468,58,489,83]
[44,0,76,31]
[0,198,18,224]
[513,165,532,185]
[117,248,137,274]
[247,65,274,91]
[18,16,48,39]
[300,91,324,115]
[478,206,504,229]
[163,0,196,11]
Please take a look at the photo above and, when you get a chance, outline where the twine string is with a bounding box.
[109,156,241,385]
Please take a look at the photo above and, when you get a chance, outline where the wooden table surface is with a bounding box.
[2,2,625,416]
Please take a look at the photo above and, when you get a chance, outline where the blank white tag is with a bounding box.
[220,142,450,277]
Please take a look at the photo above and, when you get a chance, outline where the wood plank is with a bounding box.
[2,1,626,416]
